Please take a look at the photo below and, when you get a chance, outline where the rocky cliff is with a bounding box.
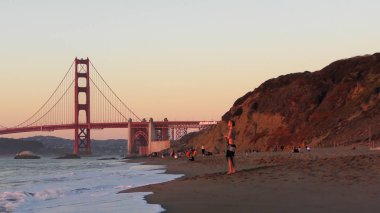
[187,53,380,152]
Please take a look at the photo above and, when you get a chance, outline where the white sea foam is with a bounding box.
[34,188,65,200]
[114,185,133,190]
[0,157,182,213]
[0,191,28,212]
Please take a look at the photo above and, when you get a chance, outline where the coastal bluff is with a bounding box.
[187,53,380,152]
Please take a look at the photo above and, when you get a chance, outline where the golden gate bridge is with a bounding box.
[0,58,217,155]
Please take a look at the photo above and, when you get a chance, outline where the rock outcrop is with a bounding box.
[187,53,380,152]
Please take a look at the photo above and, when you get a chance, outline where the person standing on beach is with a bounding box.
[225,120,237,174]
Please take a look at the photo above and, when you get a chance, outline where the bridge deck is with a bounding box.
[0,121,218,135]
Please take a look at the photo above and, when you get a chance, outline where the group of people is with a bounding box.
[150,117,321,176]
[185,144,214,161]
[164,145,212,161]
[186,119,238,174]
[293,145,311,153]
[185,148,197,161]
[151,119,238,175]
[161,118,318,175]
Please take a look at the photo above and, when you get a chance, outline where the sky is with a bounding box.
[1,0,380,139]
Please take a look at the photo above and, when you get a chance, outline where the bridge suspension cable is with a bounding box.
[89,61,141,122]
[12,60,76,128]
[5,58,141,132]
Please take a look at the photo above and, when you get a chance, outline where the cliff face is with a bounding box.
[187,53,380,152]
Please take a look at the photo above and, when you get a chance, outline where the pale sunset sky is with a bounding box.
[1,0,379,139]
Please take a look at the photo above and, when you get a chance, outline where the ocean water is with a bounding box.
[0,157,182,213]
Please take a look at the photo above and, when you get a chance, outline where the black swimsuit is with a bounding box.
[226,129,236,158]
[226,144,236,158]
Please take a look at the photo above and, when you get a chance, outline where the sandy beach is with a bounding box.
[120,146,380,213]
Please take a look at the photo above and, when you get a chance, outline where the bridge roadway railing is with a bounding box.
[0,121,218,135]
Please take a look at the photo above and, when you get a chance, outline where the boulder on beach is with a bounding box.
[14,151,41,159]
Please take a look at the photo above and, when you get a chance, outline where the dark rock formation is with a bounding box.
[187,53,380,151]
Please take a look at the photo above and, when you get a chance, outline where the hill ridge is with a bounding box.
[187,53,380,152]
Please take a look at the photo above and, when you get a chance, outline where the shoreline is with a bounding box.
[120,146,380,213]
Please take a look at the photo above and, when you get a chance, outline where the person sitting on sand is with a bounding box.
[225,119,237,174]
[293,146,299,153]
[186,149,195,161]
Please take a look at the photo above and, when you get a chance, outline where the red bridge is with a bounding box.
[0,58,217,155]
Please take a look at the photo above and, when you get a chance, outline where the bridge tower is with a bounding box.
[74,58,91,155]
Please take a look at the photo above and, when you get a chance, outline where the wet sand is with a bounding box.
[120,147,380,213]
